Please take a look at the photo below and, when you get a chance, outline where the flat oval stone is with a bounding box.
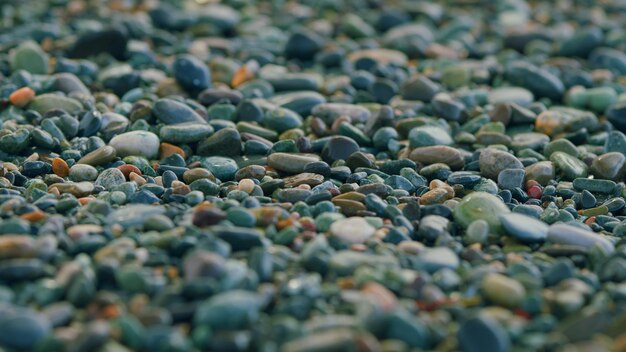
[268,153,321,174]
[500,213,548,243]
[505,61,565,100]
[270,91,326,116]
[547,223,614,253]
[67,27,128,60]
[28,94,83,115]
[153,98,206,125]
[10,41,48,74]
[106,205,166,228]
[330,217,376,246]
[50,182,94,197]
[408,126,452,148]
[159,123,214,143]
[109,131,160,159]
[481,273,526,308]
[312,103,371,124]
[479,148,523,180]
[172,55,211,92]
[52,73,90,95]
[409,146,465,170]
[453,192,511,233]
[347,48,408,66]
[200,156,238,181]
[488,87,534,106]
[77,146,117,166]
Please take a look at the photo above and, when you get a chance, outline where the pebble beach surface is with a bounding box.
[1,0,626,351]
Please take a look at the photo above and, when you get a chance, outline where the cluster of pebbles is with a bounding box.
[1,0,626,351]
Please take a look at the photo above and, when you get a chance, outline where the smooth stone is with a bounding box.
[10,41,48,74]
[454,192,511,233]
[572,178,616,194]
[321,136,360,163]
[211,226,265,251]
[408,126,452,148]
[270,91,326,117]
[500,213,548,243]
[67,27,128,60]
[0,129,31,154]
[488,87,534,106]
[284,29,324,61]
[524,161,555,186]
[109,131,160,159]
[268,153,320,174]
[505,61,565,100]
[52,73,90,95]
[591,152,625,181]
[559,27,603,57]
[95,168,126,190]
[200,157,238,181]
[547,223,614,253]
[408,146,465,170]
[28,94,83,115]
[153,99,206,125]
[479,148,523,179]
[50,182,94,197]
[497,169,525,190]
[458,315,511,352]
[417,247,460,272]
[194,290,264,330]
[311,103,371,124]
[106,205,165,228]
[159,123,214,144]
[197,128,241,157]
[347,48,408,67]
[401,75,440,102]
[0,306,51,350]
[77,146,117,166]
[550,152,588,180]
[329,217,376,246]
[481,273,526,308]
[543,139,579,158]
[20,161,51,177]
[173,55,211,92]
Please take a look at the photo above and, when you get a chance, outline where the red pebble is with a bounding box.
[527,185,543,199]
[525,179,540,190]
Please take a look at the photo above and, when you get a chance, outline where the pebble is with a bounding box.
[152,99,206,125]
[500,213,548,243]
[329,217,375,247]
[454,192,511,233]
[479,148,524,180]
[481,273,526,308]
[547,223,614,254]
[109,131,160,159]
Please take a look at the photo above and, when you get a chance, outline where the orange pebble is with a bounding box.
[78,197,94,205]
[231,65,252,87]
[51,158,69,178]
[20,210,46,222]
[9,87,36,107]
[159,142,186,159]
[117,164,142,180]
[102,304,121,319]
